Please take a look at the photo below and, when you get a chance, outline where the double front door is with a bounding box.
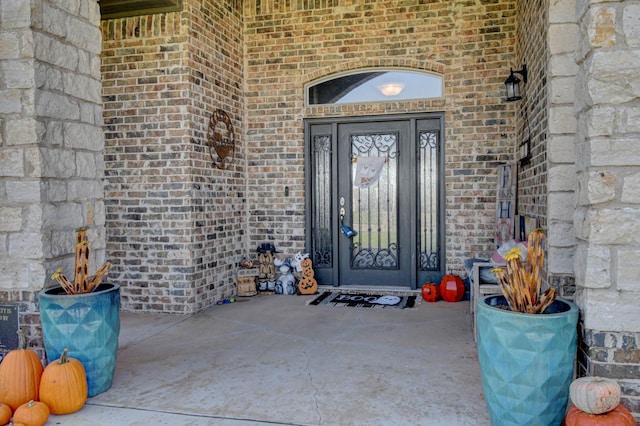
[305,114,444,289]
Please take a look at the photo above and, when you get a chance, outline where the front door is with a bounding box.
[305,114,444,289]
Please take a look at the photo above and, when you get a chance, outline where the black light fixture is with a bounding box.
[504,64,528,102]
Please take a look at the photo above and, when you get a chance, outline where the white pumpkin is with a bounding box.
[569,376,621,414]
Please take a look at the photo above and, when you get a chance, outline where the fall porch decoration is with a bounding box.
[50,227,112,294]
[0,403,12,425]
[564,404,635,426]
[39,348,88,414]
[0,334,43,411]
[491,229,556,313]
[569,376,621,415]
[12,400,49,426]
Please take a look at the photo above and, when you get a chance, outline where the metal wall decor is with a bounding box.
[207,109,235,169]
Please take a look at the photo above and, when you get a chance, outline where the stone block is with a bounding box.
[76,152,97,178]
[0,32,20,59]
[549,53,579,78]
[589,50,640,105]
[6,118,38,145]
[21,205,43,232]
[591,137,640,166]
[587,6,616,49]
[585,208,640,245]
[548,135,576,164]
[622,172,640,203]
[9,232,44,259]
[548,164,577,191]
[549,23,578,54]
[575,244,611,289]
[621,105,640,134]
[40,148,75,178]
[0,1,31,30]
[64,122,103,151]
[549,106,576,134]
[547,246,575,275]
[547,221,576,247]
[6,180,41,203]
[616,249,640,292]
[586,170,617,204]
[585,106,616,138]
[580,290,640,332]
[35,90,80,120]
[0,148,24,177]
[33,32,79,71]
[550,76,576,104]
[0,207,22,231]
[549,0,577,24]
[624,4,640,47]
[42,202,83,229]
[63,72,101,103]
[0,89,24,114]
[548,192,576,221]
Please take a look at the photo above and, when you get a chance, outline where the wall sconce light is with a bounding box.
[377,83,405,97]
[504,64,528,102]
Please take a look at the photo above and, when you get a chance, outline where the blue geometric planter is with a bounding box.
[39,284,120,397]
[477,295,578,426]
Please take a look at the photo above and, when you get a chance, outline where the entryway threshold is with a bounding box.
[318,284,420,297]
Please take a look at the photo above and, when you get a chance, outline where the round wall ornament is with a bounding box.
[207,109,235,169]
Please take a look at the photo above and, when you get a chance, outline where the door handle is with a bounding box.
[339,200,357,238]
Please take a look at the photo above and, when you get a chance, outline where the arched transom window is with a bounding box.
[306,68,444,106]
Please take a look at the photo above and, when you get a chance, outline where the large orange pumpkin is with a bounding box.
[439,274,465,302]
[12,400,49,426]
[564,404,635,426]
[0,347,43,410]
[0,402,12,425]
[421,283,440,302]
[39,348,88,414]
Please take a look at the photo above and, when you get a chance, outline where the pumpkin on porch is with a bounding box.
[570,376,621,415]
[564,404,635,426]
[0,403,12,425]
[12,400,49,426]
[439,274,464,302]
[421,283,439,302]
[0,345,43,411]
[39,348,88,414]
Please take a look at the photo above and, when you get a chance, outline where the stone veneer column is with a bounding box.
[574,0,640,416]
[0,0,105,355]
[547,0,579,298]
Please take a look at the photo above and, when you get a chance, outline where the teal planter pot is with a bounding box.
[39,283,121,397]
[477,295,578,426]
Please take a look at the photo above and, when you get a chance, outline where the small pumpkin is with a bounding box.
[0,402,12,425]
[0,338,44,411]
[439,274,465,302]
[421,283,439,302]
[570,376,621,414]
[12,400,49,426]
[564,404,635,426]
[39,348,88,415]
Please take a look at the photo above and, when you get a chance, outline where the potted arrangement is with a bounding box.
[476,229,578,425]
[39,227,120,397]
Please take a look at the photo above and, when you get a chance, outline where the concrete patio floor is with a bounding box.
[48,291,489,425]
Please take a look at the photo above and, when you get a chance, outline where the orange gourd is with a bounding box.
[564,404,635,426]
[39,348,88,414]
[421,283,439,302]
[570,376,621,414]
[0,345,43,411]
[439,274,465,302]
[0,402,12,425]
[12,400,49,426]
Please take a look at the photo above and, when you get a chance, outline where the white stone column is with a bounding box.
[0,0,105,350]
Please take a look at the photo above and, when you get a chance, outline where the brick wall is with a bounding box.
[243,0,519,270]
[101,0,244,313]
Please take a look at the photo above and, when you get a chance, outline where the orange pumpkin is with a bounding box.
[0,402,12,425]
[421,283,439,302]
[39,348,88,414]
[570,376,621,414]
[12,400,49,426]
[564,404,635,426]
[439,274,465,302]
[0,347,43,411]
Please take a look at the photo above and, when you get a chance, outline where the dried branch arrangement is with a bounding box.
[51,228,112,294]
[492,229,556,314]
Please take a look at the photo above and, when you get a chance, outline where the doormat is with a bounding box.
[307,292,416,309]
